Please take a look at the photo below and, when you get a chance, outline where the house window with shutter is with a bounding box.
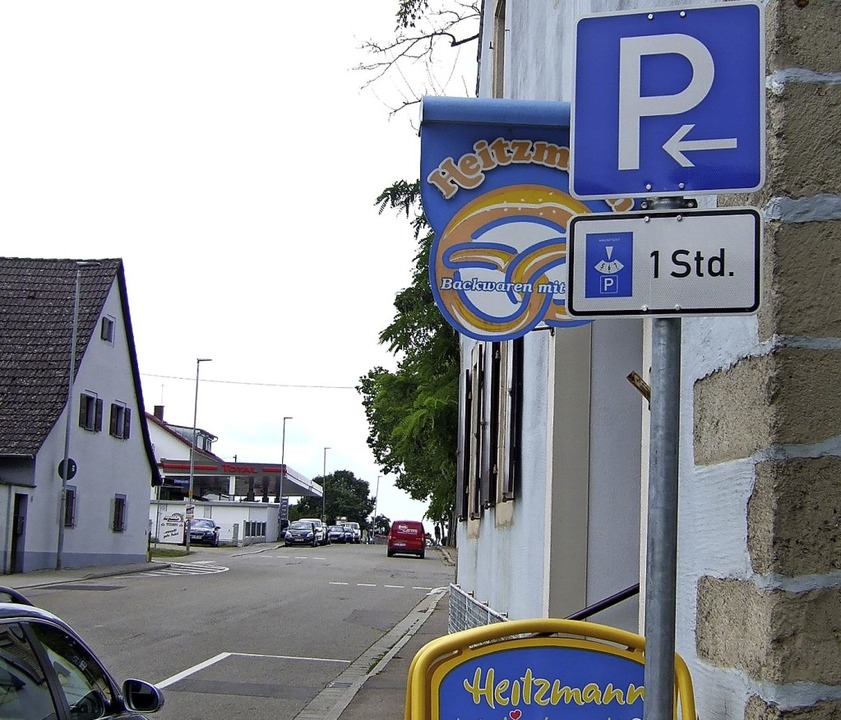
[79,393,103,432]
[501,337,523,501]
[112,495,127,532]
[109,403,131,439]
[64,485,77,527]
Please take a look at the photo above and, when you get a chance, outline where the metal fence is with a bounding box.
[448,583,508,633]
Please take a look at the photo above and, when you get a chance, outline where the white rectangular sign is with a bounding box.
[567,208,761,316]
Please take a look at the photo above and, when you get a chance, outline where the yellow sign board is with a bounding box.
[405,618,695,720]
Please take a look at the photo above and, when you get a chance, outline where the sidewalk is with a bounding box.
[336,545,455,720]
[1,545,457,720]
[0,560,166,591]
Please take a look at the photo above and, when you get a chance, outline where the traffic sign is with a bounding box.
[567,208,761,316]
[570,2,764,199]
[57,458,77,480]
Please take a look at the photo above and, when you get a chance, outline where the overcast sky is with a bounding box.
[0,2,476,524]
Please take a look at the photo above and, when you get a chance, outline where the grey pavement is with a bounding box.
[0,545,457,720]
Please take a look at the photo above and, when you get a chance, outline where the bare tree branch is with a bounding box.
[354,0,480,117]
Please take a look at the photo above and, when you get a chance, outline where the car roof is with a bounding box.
[0,601,68,625]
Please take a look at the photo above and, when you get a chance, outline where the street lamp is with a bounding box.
[57,261,101,570]
[276,416,292,532]
[322,447,330,522]
[185,357,212,553]
[373,475,382,541]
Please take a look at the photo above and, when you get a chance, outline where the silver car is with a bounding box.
[0,587,164,719]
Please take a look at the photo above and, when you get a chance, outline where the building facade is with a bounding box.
[0,258,161,573]
[452,1,841,719]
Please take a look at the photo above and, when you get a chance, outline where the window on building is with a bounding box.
[485,342,503,508]
[492,0,507,98]
[109,403,131,439]
[457,368,472,520]
[467,343,485,519]
[112,495,127,532]
[78,393,103,432]
[100,316,115,343]
[502,337,524,500]
[64,485,77,527]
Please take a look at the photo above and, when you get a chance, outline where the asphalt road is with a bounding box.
[22,541,455,720]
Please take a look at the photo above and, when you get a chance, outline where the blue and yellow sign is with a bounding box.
[419,97,633,341]
[405,618,695,720]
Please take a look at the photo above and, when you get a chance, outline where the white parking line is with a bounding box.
[157,651,351,689]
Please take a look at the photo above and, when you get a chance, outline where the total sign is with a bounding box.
[571,2,764,199]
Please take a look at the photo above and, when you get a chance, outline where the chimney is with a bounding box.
[154,405,164,421]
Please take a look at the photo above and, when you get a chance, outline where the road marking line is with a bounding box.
[156,651,351,689]
[384,584,405,589]
[412,586,433,590]
[329,581,349,585]
[356,583,377,587]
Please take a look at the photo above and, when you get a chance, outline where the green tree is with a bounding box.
[358,180,460,530]
[293,470,374,527]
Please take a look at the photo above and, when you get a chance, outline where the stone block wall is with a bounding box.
[692,1,841,719]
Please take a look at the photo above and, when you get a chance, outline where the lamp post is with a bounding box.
[57,261,101,570]
[185,357,212,553]
[277,416,292,534]
[322,447,330,522]
[373,475,382,541]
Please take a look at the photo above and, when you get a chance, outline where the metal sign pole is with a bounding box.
[642,196,685,720]
[643,315,681,720]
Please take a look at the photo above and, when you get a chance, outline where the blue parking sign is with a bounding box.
[571,2,764,198]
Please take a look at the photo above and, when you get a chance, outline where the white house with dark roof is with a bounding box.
[0,257,160,573]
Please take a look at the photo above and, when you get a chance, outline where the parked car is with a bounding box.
[298,518,329,545]
[327,525,349,543]
[341,521,362,544]
[285,520,320,547]
[189,517,220,547]
[0,586,165,719]
[387,520,426,558]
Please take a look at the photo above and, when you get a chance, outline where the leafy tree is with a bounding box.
[292,470,374,527]
[358,180,460,532]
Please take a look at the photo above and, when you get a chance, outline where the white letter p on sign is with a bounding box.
[618,33,715,171]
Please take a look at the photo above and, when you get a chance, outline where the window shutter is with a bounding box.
[95,398,103,432]
[78,396,86,428]
[124,408,131,439]
[110,404,118,436]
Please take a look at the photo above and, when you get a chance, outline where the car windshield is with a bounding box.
[192,519,215,529]
[289,521,312,530]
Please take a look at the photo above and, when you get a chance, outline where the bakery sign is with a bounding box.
[405,618,697,720]
[419,96,633,341]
